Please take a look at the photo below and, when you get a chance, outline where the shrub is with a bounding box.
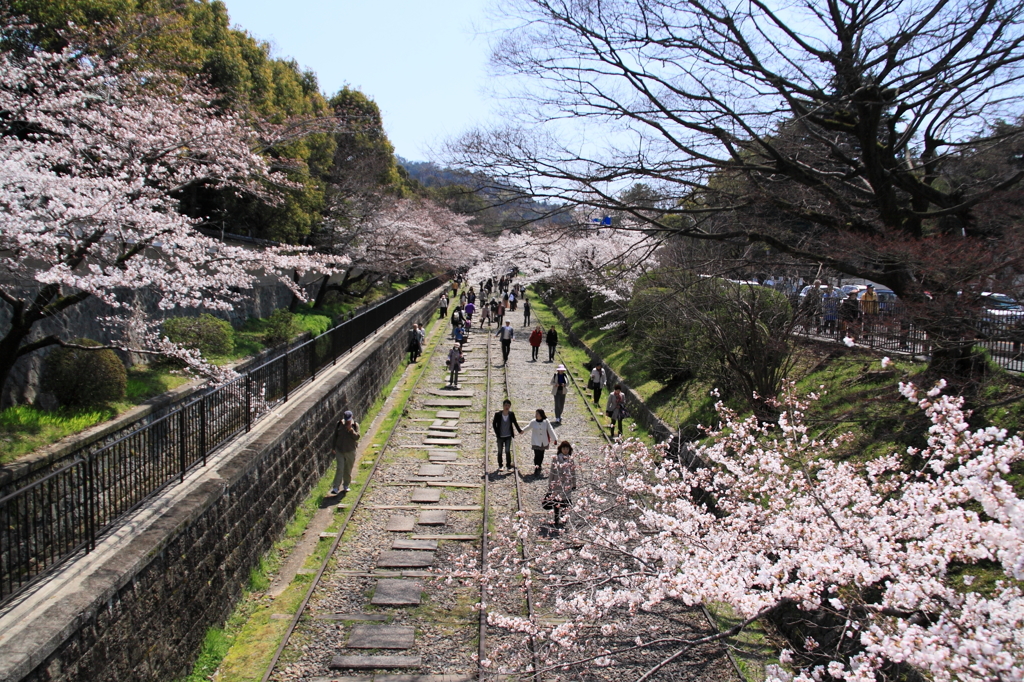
[294,312,331,337]
[41,339,127,407]
[263,310,299,346]
[163,314,235,357]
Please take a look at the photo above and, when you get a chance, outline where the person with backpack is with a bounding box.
[330,410,360,495]
[528,325,544,361]
[496,320,515,364]
[519,408,558,476]
[450,305,465,337]
[491,399,523,471]
[606,385,628,437]
[407,323,422,363]
[447,343,465,388]
[550,364,569,423]
[545,326,559,362]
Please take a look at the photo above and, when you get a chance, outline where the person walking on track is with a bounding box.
[528,325,543,361]
[545,325,558,362]
[438,293,449,320]
[492,399,523,471]
[588,364,606,405]
[544,441,576,527]
[606,385,628,438]
[407,323,422,363]
[496,320,515,365]
[447,343,464,388]
[551,364,569,423]
[523,297,532,327]
[520,408,558,477]
[331,410,360,494]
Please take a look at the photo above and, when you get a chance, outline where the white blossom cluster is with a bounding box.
[475,379,1024,681]
[0,49,344,374]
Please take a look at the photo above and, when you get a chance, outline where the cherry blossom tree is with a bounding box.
[0,49,342,396]
[312,197,485,303]
[468,221,659,301]
[477,379,1024,681]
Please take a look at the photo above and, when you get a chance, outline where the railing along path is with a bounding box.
[0,278,441,605]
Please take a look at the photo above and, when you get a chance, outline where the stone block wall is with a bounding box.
[6,289,438,682]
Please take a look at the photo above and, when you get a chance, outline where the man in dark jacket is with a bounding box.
[331,410,360,494]
[492,399,523,470]
[546,326,558,362]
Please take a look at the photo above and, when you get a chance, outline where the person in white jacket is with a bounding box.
[518,408,558,476]
[588,365,606,405]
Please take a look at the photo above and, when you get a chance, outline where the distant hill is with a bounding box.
[398,158,570,234]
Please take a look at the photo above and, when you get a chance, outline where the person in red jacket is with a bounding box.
[528,325,544,361]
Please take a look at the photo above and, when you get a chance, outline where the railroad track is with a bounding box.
[260,316,454,681]
[478,330,539,679]
[251,300,739,682]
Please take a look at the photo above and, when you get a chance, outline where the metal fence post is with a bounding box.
[246,373,252,433]
[283,350,290,402]
[84,455,95,552]
[178,410,187,483]
[200,395,208,467]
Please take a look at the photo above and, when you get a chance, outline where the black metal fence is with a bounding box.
[0,277,440,605]
[790,298,1024,373]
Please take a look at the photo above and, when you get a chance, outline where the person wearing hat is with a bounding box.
[331,410,360,495]
[550,364,569,424]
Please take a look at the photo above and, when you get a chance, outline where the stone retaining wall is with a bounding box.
[2,289,439,682]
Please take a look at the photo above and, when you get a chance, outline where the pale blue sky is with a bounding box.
[221,0,498,161]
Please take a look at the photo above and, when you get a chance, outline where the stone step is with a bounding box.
[417,510,447,526]
[329,655,421,670]
[346,625,415,649]
[417,464,447,476]
[427,389,475,397]
[411,534,476,541]
[428,453,458,463]
[385,515,417,532]
[376,551,434,568]
[434,410,461,419]
[392,538,438,551]
[410,489,442,503]
[311,671,471,675]
[422,400,472,408]
[367,505,480,511]
[370,579,422,606]
[314,613,391,621]
[422,438,462,446]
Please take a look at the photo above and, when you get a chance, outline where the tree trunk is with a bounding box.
[0,320,34,407]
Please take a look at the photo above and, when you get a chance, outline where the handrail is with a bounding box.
[0,277,442,606]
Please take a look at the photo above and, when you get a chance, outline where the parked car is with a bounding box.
[840,284,899,312]
[978,292,1024,339]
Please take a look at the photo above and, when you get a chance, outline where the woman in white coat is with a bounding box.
[519,408,558,476]
[588,364,606,406]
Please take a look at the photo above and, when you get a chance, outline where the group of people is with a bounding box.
[345,270,632,533]
[801,281,888,343]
